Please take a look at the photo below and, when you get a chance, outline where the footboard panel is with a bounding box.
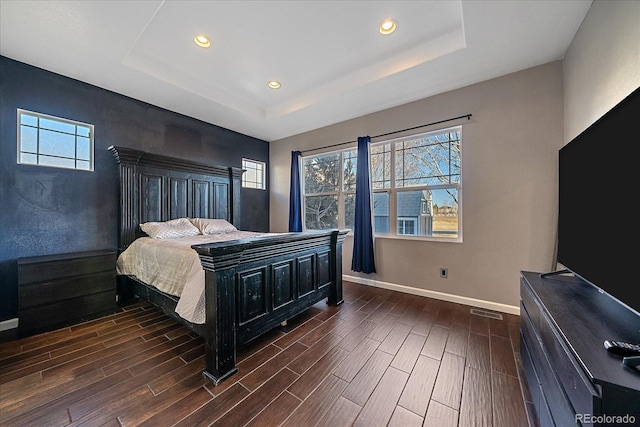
[193,229,346,384]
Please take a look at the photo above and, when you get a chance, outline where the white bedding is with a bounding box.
[116,231,269,324]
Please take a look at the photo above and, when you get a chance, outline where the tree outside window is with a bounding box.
[302,126,462,241]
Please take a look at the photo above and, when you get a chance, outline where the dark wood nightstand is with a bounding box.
[17,250,117,337]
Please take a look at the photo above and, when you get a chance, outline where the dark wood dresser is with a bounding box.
[17,250,117,337]
[520,271,640,426]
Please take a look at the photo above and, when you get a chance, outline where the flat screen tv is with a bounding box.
[558,86,640,316]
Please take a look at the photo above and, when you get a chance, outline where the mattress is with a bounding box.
[116,231,269,324]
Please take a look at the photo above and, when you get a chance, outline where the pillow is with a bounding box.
[190,218,238,235]
[139,218,201,239]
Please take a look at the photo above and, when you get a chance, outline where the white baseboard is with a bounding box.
[0,318,19,332]
[343,275,520,316]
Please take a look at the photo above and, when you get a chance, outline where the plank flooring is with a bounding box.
[0,281,536,426]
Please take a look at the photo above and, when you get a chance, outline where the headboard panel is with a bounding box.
[109,146,243,251]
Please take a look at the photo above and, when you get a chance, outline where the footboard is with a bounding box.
[192,229,347,384]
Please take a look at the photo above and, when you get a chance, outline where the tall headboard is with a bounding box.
[109,146,243,251]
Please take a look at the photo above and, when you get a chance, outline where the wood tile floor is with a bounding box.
[0,281,535,426]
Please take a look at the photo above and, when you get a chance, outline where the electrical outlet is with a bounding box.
[440,268,448,278]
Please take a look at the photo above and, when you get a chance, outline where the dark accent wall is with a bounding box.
[0,56,270,322]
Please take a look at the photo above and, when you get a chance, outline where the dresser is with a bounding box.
[17,250,117,337]
[520,271,640,426]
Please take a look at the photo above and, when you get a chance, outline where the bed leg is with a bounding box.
[202,366,238,386]
[202,268,238,385]
[116,276,138,306]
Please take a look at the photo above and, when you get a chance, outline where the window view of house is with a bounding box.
[303,126,461,240]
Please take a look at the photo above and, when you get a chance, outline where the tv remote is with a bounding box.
[604,340,640,357]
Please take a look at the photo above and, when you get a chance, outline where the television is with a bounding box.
[557,86,640,316]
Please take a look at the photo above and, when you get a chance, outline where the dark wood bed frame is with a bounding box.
[109,146,347,384]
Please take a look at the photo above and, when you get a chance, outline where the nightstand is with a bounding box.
[17,250,117,337]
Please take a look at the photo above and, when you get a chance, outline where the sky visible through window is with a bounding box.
[18,109,93,171]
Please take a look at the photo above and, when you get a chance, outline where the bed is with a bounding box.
[110,145,347,384]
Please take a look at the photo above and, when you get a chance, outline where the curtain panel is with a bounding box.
[351,136,376,273]
[288,150,303,232]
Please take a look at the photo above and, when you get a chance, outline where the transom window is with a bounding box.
[17,109,94,171]
[242,158,266,190]
[302,126,462,241]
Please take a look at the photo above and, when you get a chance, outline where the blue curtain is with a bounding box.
[288,151,303,232]
[351,136,376,273]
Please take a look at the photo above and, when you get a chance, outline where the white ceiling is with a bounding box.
[0,0,592,142]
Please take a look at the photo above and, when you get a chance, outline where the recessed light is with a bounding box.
[268,81,281,89]
[379,19,397,35]
[194,35,210,48]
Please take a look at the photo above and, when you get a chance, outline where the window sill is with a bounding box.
[345,232,462,244]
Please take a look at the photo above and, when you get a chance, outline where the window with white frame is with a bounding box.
[242,158,266,189]
[398,217,417,235]
[302,126,462,241]
[17,109,94,171]
[302,149,357,230]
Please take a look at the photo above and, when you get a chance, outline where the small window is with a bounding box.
[398,217,417,235]
[242,158,266,189]
[17,109,94,171]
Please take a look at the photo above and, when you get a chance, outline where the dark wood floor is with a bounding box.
[0,281,535,427]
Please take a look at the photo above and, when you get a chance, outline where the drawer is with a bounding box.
[17,250,118,338]
[17,250,116,285]
[521,277,541,333]
[521,303,578,426]
[537,306,601,417]
[19,271,115,309]
[521,333,554,427]
[19,290,116,334]
[521,330,543,417]
[521,302,544,376]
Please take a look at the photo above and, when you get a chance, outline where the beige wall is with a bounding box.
[270,62,563,313]
[563,0,640,143]
[268,0,639,314]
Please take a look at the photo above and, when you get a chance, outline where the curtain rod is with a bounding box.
[301,113,472,154]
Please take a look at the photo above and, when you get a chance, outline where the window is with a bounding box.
[398,218,417,235]
[374,127,461,240]
[17,109,94,171]
[302,126,462,241]
[242,158,266,189]
[302,149,357,230]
